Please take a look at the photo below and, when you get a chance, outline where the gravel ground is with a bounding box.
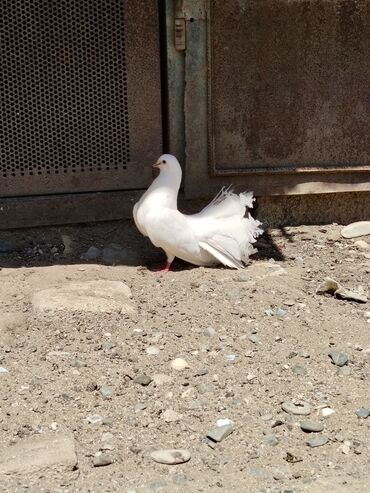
[0,220,369,493]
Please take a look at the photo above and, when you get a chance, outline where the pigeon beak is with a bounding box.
[152,161,160,169]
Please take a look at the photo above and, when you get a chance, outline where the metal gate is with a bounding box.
[0,0,162,197]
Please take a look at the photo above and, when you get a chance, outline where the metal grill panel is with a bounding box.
[0,0,161,196]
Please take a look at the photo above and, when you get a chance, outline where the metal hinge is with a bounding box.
[175,0,186,51]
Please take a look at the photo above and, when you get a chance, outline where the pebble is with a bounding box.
[355,407,370,419]
[134,402,147,412]
[282,401,311,416]
[275,307,287,317]
[248,334,259,344]
[134,374,152,386]
[171,358,188,371]
[328,350,348,367]
[300,421,324,433]
[306,435,328,448]
[93,451,114,467]
[152,373,172,386]
[354,240,369,251]
[80,246,101,260]
[85,414,104,425]
[292,365,306,376]
[162,409,181,422]
[341,221,370,239]
[203,326,216,337]
[0,367,9,373]
[264,433,279,446]
[226,354,236,362]
[321,407,335,417]
[206,424,233,442]
[99,385,113,399]
[150,449,191,465]
[146,346,160,355]
[195,368,209,376]
[216,418,233,427]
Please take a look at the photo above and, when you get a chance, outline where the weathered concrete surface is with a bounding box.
[0,433,77,475]
[32,280,135,314]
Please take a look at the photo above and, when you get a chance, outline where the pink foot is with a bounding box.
[153,262,172,273]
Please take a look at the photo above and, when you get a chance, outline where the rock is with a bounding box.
[226,354,237,362]
[195,368,209,376]
[0,433,77,475]
[171,358,188,371]
[150,449,191,465]
[206,424,233,442]
[146,346,160,355]
[162,409,181,422]
[321,407,335,418]
[248,334,259,344]
[337,366,352,377]
[32,280,135,314]
[0,240,14,253]
[0,367,9,373]
[282,401,311,416]
[134,402,147,412]
[102,243,139,265]
[341,221,370,239]
[99,385,113,399]
[216,418,233,427]
[275,307,287,317]
[80,246,101,260]
[85,414,104,425]
[354,240,369,251]
[292,365,307,376]
[264,434,279,446]
[355,407,370,419]
[300,421,324,433]
[93,451,114,467]
[306,435,328,448]
[134,374,152,386]
[316,277,368,303]
[328,350,348,367]
[203,326,216,337]
[152,373,172,386]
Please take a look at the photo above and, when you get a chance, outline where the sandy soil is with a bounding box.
[0,220,369,493]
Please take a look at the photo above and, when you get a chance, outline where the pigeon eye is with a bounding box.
[162,160,166,164]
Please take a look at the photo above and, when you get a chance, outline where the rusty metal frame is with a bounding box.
[183,0,370,197]
[206,0,370,177]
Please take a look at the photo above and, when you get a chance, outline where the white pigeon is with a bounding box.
[133,154,263,271]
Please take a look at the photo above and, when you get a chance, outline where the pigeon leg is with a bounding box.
[154,255,174,273]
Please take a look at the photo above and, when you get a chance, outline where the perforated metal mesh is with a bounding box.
[0,0,130,180]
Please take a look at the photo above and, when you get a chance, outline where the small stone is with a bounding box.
[300,421,324,433]
[248,334,259,344]
[226,354,236,362]
[264,434,279,446]
[150,449,191,465]
[275,308,287,317]
[216,418,232,427]
[355,407,370,419]
[80,246,101,260]
[0,367,9,373]
[306,435,328,448]
[284,300,295,306]
[282,401,311,416]
[93,451,114,467]
[162,409,181,422]
[206,424,233,442]
[85,414,104,425]
[146,346,160,355]
[171,358,188,371]
[134,374,152,386]
[321,407,335,417]
[99,385,113,399]
[152,373,172,386]
[195,368,209,376]
[292,365,306,376]
[354,240,369,251]
[203,326,216,337]
[134,402,147,412]
[328,350,348,367]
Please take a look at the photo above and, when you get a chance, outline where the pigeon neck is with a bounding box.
[151,171,181,209]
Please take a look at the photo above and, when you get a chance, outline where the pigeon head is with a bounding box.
[153,154,181,175]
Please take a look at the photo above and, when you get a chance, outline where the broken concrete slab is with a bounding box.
[32,280,135,314]
[0,433,77,476]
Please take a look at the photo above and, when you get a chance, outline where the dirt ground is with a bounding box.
[0,219,369,493]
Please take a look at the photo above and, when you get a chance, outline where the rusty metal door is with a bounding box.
[183,0,370,197]
[0,0,162,197]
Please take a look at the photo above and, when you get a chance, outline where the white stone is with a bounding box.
[150,449,191,465]
[341,221,370,239]
[321,407,335,417]
[146,346,160,355]
[171,358,188,371]
[32,280,135,314]
[354,240,369,251]
[216,418,233,427]
[162,409,181,422]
